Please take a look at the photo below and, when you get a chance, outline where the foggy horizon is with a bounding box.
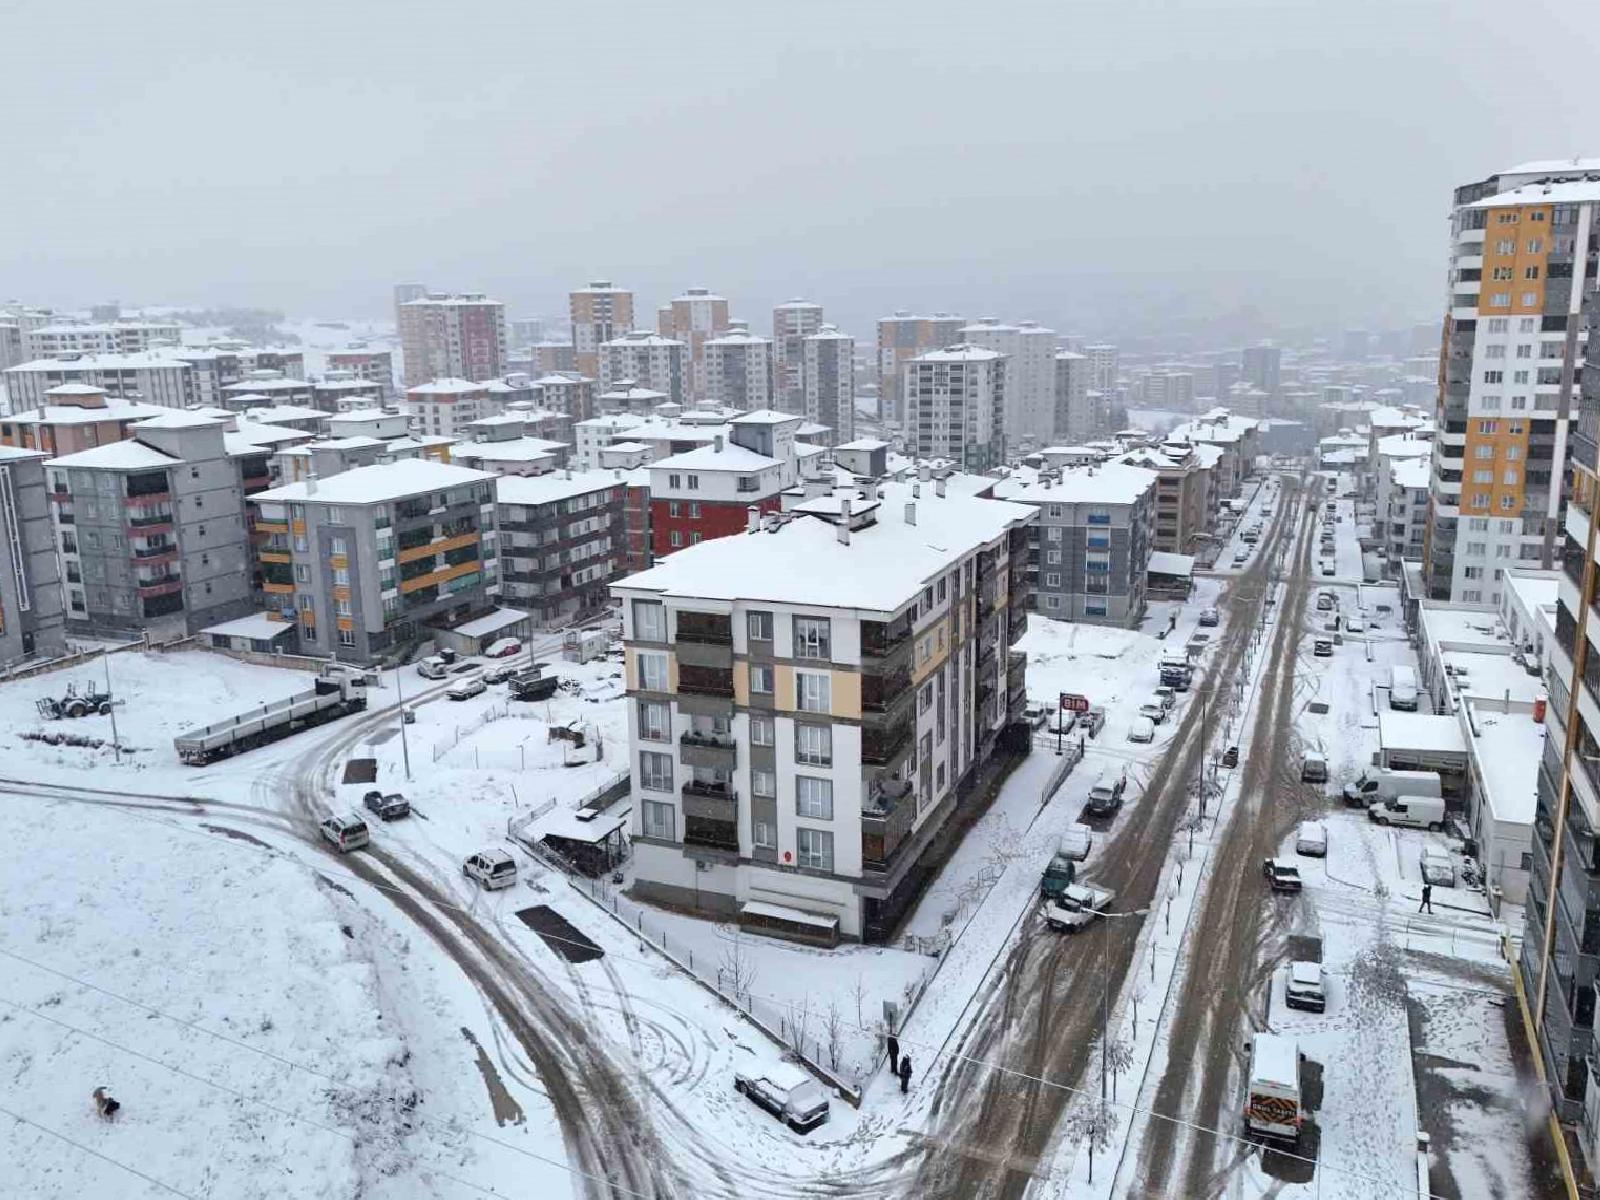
[5,0,1598,345]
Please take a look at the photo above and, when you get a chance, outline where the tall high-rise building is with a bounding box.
[876,311,964,428]
[0,445,67,665]
[570,280,635,378]
[398,293,507,389]
[600,331,688,405]
[801,325,855,444]
[959,318,1057,447]
[1241,344,1281,396]
[657,288,730,399]
[1425,162,1600,603]
[1083,343,1119,392]
[772,298,824,413]
[703,330,774,411]
[1053,351,1092,441]
[904,345,1007,471]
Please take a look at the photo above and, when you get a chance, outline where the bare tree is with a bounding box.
[824,1001,844,1070]
[789,998,813,1058]
[850,974,867,1031]
[718,930,757,1005]
[1100,1035,1136,1101]
[1065,1099,1118,1184]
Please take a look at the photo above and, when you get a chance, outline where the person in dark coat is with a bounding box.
[885,1033,900,1077]
[898,1054,913,1094]
[1419,883,1433,914]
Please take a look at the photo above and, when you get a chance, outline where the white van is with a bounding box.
[1388,665,1419,712]
[417,655,450,680]
[1368,793,1447,832]
[1343,767,1442,807]
[1245,1033,1304,1141]
[1295,820,1328,857]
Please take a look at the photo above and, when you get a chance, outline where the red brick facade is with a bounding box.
[650,495,780,557]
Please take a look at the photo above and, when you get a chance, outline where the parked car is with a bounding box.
[484,662,519,685]
[1300,751,1327,783]
[1153,686,1177,712]
[1138,701,1167,725]
[1199,607,1220,628]
[1023,701,1049,729]
[1420,845,1456,887]
[1344,615,1366,633]
[1047,708,1077,735]
[1221,745,1239,768]
[1295,820,1327,857]
[1081,706,1106,737]
[416,655,450,680]
[362,790,410,821]
[1284,961,1328,1013]
[1343,768,1442,808]
[1262,857,1303,893]
[1316,592,1336,611]
[1313,639,1333,657]
[1232,553,1249,567]
[446,673,487,701]
[1128,716,1156,743]
[1320,561,1335,576]
[463,849,518,890]
[734,1057,830,1133]
[485,638,522,659]
[1085,770,1127,817]
[1043,883,1116,932]
[1057,823,1093,861]
[1368,793,1446,832]
[319,813,369,853]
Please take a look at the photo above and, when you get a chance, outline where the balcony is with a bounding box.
[861,617,912,661]
[136,575,182,598]
[128,510,174,529]
[677,663,734,697]
[862,718,913,765]
[862,778,915,872]
[679,731,736,769]
[862,667,913,714]
[683,813,738,854]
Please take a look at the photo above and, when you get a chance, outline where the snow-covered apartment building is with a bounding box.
[876,311,963,428]
[903,344,1007,472]
[599,331,688,405]
[497,470,630,626]
[801,325,855,444]
[614,478,1036,942]
[1166,408,1262,498]
[397,293,507,389]
[1116,440,1218,555]
[22,320,182,359]
[0,445,67,665]
[702,330,774,411]
[4,350,196,411]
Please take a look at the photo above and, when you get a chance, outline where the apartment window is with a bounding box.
[1046,527,1062,542]
[1505,446,1522,462]
[639,750,673,792]
[637,651,668,692]
[686,474,699,490]
[633,599,666,642]
[1473,444,1494,460]
[1500,495,1516,511]
[1468,518,1489,532]
[1484,345,1506,359]
[1520,292,1538,306]
[668,474,680,489]
[1494,239,1515,252]
[294,564,310,583]
[752,769,776,799]
[793,616,831,660]
[752,821,776,850]
[1515,344,1534,359]
[333,567,350,586]
[330,536,347,555]
[1463,566,1483,580]
[795,670,831,713]
[1488,294,1510,308]
[1486,318,1508,333]
[1472,470,1492,484]
[689,502,701,519]
[1496,213,1517,226]
[335,598,352,617]
[338,628,355,647]
[1463,590,1483,603]
[637,700,670,741]
[796,776,833,820]
[1465,542,1486,556]
[747,610,772,642]
[1519,317,1539,332]
[1046,550,1061,564]
[1525,265,1541,280]
[1527,238,1544,254]
[1045,572,1062,587]
[1510,395,1528,410]
[668,501,680,517]
[297,594,314,611]
[1499,520,1517,534]
[1481,396,1501,411]
[670,531,682,548]
[796,722,832,766]
[1045,595,1061,609]
[750,714,774,745]
[1476,420,1497,434]
[641,800,674,840]
[1471,493,1490,508]
[294,535,309,552]
[750,664,774,694]
[1495,545,1512,559]
[1482,371,1503,384]
[1507,421,1524,434]
[795,827,834,872]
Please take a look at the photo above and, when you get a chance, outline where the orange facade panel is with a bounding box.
[396,530,479,565]
[399,558,480,594]
[263,581,296,595]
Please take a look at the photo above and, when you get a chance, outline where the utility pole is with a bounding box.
[1101,910,1109,1105]
[103,652,121,765]
[396,666,412,781]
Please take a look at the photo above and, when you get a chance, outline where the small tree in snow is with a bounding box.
[1098,1034,1136,1101]
[1066,1099,1118,1184]
[824,1000,844,1070]
[850,974,867,1030]
[719,931,757,1005]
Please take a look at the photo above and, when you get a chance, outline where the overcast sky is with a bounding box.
[3,0,1597,345]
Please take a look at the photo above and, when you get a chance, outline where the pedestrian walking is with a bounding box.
[1419,883,1433,914]
[885,1033,900,1077]
[898,1054,913,1095]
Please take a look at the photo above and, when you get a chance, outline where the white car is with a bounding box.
[1043,883,1116,932]
[463,849,518,890]
[1128,716,1155,743]
[1284,961,1327,1012]
[1138,701,1167,725]
[1344,615,1366,633]
[1023,701,1049,729]
[446,673,487,701]
[1047,709,1077,735]
[1198,607,1220,627]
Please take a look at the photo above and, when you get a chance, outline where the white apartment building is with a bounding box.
[801,325,855,445]
[703,330,774,411]
[1084,344,1119,392]
[772,299,824,413]
[1054,351,1093,440]
[4,351,196,411]
[614,479,1035,942]
[599,331,688,405]
[904,345,1007,472]
[23,321,182,359]
[404,378,493,439]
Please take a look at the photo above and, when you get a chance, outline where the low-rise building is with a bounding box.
[250,460,499,662]
[5,350,196,411]
[0,445,68,665]
[1116,441,1214,555]
[613,478,1035,942]
[324,348,395,395]
[405,378,493,439]
[0,384,168,455]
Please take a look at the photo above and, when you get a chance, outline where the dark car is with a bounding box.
[362,790,411,821]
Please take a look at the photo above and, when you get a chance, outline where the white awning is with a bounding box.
[1148,551,1195,578]
[740,900,839,930]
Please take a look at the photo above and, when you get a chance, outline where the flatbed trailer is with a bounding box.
[174,675,367,765]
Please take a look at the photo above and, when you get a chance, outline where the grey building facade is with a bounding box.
[0,446,67,665]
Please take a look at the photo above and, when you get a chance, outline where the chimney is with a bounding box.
[905,501,917,526]
[936,477,946,498]
[714,434,724,453]
[747,505,761,534]
[838,497,851,545]
[913,482,922,498]
[919,463,932,482]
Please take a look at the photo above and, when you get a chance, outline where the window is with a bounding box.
[689,502,701,519]
[1495,545,1512,559]
[1511,395,1528,409]
[751,769,776,798]
[1521,292,1538,307]
[637,700,670,741]
[335,597,352,617]
[1474,444,1494,460]
[1463,590,1483,603]
[686,474,699,490]
[1525,265,1541,280]
[639,751,673,792]
[1467,518,1489,532]
[793,616,831,660]
[1046,550,1061,564]
[297,594,314,612]
[1496,213,1517,225]
[1484,344,1506,359]
[796,776,833,820]
[1046,595,1060,609]
[1046,527,1062,542]
[1045,572,1062,587]
[294,564,310,583]
[1482,371,1503,384]
[1491,266,1513,281]
[749,715,774,745]
[1515,344,1533,359]
[668,500,680,517]
[1505,446,1522,461]
[1486,318,1509,333]
[795,671,830,713]
[1494,239,1515,253]
[669,531,682,548]
[747,611,772,641]
[752,820,776,849]
[338,628,355,647]
[668,474,680,489]
[637,651,668,692]
[333,567,350,586]
[641,800,674,840]
[1465,542,1486,556]
[1527,239,1544,254]
[796,723,832,766]
[796,827,834,871]
[1463,566,1483,580]
[1500,495,1516,511]
[633,600,666,642]
[750,664,774,694]
[1472,470,1492,483]
[1488,294,1510,308]
[330,536,347,555]
[1513,371,1531,384]
[1476,420,1497,434]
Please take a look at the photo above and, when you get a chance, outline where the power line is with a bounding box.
[0,1101,204,1200]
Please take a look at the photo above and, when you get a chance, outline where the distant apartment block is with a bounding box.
[324,348,396,395]
[0,384,167,455]
[1241,344,1281,396]
[703,330,774,411]
[801,325,855,445]
[398,292,507,389]
[877,312,963,427]
[251,460,498,662]
[497,470,629,625]
[23,321,181,359]
[405,378,494,439]
[0,445,67,665]
[657,288,730,399]
[903,345,1007,472]
[599,331,688,405]
[1053,351,1093,440]
[570,280,634,377]
[1117,441,1215,555]
[1084,344,1119,392]
[773,299,824,412]
[613,479,1035,942]
[5,351,196,412]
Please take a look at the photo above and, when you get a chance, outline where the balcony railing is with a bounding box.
[862,719,913,765]
[682,778,735,800]
[680,729,735,749]
[862,668,913,712]
[676,612,733,645]
[861,619,912,660]
[677,664,734,697]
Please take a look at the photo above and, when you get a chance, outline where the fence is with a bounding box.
[0,633,195,683]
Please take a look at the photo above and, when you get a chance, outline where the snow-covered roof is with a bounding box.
[1506,570,1559,620]
[650,442,779,473]
[1500,158,1600,177]
[729,409,800,426]
[43,382,107,396]
[602,331,683,348]
[407,377,483,396]
[1054,350,1087,361]
[1467,701,1543,827]
[1251,1034,1299,1090]
[312,378,381,392]
[1378,710,1467,756]
[7,350,193,372]
[496,469,626,508]
[1473,179,1600,208]
[705,331,771,346]
[834,438,888,452]
[538,805,630,845]
[0,444,46,464]
[9,398,168,426]
[455,437,564,463]
[1148,551,1195,577]
[1376,433,1432,461]
[599,385,668,400]
[253,460,492,505]
[576,414,646,431]
[740,899,838,930]
[616,481,1034,614]
[916,344,1003,363]
[230,420,312,447]
[530,372,593,387]
[222,377,310,392]
[1391,459,1431,490]
[384,435,455,452]
[132,410,227,430]
[243,405,326,425]
[989,462,1156,506]
[46,441,179,470]
[452,606,530,638]
[202,613,294,641]
[602,440,650,453]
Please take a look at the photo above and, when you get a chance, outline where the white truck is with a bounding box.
[174,672,368,765]
[1245,1032,1305,1141]
[1043,883,1115,932]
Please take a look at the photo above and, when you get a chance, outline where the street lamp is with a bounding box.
[1098,905,1152,1104]
[395,665,412,782]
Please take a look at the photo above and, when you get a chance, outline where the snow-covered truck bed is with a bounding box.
[174,674,367,765]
